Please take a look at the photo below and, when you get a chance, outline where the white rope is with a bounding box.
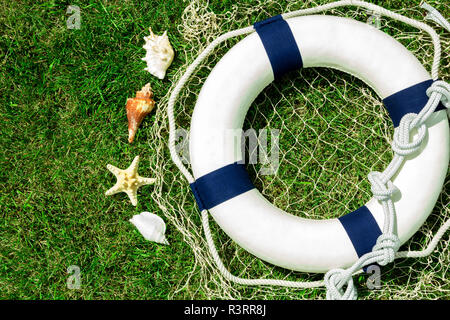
[396,217,450,258]
[421,1,450,32]
[167,0,450,298]
[324,80,450,300]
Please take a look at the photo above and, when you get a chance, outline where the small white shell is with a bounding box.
[129,212,169,245]
[142,28,174,80]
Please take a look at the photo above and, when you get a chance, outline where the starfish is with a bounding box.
[105,156,156,206]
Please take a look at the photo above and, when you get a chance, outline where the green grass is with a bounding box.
[0,0,448,299]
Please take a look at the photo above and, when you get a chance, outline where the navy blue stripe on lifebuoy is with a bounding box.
[338,206,382,260]
[383,79,446,127]
[190,162,255,211]
[254,15,303,80]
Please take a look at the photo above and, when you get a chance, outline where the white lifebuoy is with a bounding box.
[188,15,449,273]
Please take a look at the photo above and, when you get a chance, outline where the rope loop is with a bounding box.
[373,234,400,266]
[426,80,450,109]
[391,113,427,156]
[367,171,397,201]
[324,268,357,300]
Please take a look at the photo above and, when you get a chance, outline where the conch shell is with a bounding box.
[126,83,155,143]
[142,28,174,80]
[129,211,169,245]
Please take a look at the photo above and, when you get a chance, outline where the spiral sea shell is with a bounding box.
[142,28,174,80]
[129,211,169,245]
[126,83,155,143]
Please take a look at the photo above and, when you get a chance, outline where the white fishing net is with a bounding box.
[149,0,449,299]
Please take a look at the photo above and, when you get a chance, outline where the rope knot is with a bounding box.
[367,171,397,201]
[324,268,357,300]
[373,234,400,266]
[391,113,427,156]
[426,80,450,109]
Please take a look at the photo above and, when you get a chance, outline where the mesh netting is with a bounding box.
[149,0,449,299]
